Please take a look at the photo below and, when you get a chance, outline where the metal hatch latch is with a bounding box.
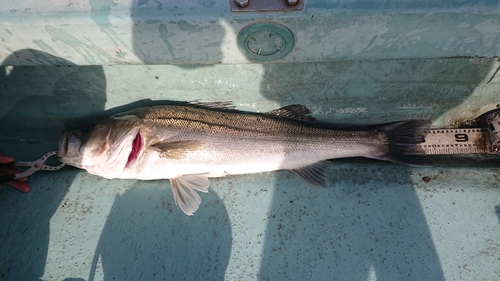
[231,0,305,12]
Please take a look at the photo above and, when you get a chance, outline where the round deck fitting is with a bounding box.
[237,22,295,62]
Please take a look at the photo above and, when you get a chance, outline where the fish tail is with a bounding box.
[377,120,431,165]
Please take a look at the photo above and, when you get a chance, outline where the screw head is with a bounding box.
[285,0,299,6]
[235,0,249,8]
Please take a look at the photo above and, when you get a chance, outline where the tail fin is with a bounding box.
[377,120,431,165]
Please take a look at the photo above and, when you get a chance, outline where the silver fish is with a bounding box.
[58,102,429,215]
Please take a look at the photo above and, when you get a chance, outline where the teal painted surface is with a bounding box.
[1,0,500,280]
[1,59,500,280]
[1,0,500,65]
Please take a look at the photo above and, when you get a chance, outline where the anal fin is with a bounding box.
[170,174,210,216]
[290,161,330,187]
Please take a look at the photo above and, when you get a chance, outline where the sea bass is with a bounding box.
[58,102,429,215]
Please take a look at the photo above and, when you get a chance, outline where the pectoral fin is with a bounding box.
[290,161,330,187]
[170,174,210,216]
[152,140,204,159]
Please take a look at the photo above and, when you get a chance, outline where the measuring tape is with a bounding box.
[419,110,500,155]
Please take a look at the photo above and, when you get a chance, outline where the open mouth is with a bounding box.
[127,132,142,166]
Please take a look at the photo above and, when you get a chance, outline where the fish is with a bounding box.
[58,101,430,215]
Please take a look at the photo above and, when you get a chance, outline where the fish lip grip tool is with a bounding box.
[0,151,65,184]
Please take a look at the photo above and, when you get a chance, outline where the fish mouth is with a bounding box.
[126,132,142,167]
[58,130,81,159]
[57,130,85,168]
[57,131,69,158]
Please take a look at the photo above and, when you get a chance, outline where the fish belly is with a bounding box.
[119,132,382,180]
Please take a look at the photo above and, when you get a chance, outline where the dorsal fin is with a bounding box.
[266,104,318,124]
[187,100,237,111]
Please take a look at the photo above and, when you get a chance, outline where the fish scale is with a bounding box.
[58,102,429,215]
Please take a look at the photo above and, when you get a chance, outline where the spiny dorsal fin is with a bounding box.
[152,140,204,159]
[290,161,330,187]
[187,100,237,111]
[170,174,210,216]
[267,104,318,124]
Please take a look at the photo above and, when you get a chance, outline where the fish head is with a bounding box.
[58,115,141,178]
